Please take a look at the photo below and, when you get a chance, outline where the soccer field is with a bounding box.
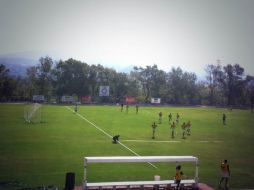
[0,104,253,189]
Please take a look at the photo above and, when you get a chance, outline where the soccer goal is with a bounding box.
[83,156,199,190]
[24,103,42,123]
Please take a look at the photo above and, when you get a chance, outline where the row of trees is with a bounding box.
[0,56,254,109]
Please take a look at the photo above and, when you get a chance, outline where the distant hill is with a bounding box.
[0,51,135,77]
[0,50,57,77]
[0,57,37,77]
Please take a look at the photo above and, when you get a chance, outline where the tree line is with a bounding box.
[0,56,254,109]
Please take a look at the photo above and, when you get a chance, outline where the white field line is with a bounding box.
[123,140,181,143]
[66,106,112,139]
[122,140,223,143]
[213,140,223,143]
[65,106,158,169]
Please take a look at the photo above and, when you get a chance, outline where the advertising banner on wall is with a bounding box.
[81,96,92,103]
[32,95,45,102]
[151,98,161,104]
[125,96,137,104]
[61,96,74,103]
[99,86,110,96]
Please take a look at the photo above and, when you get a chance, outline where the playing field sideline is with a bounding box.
[0,104,253,189]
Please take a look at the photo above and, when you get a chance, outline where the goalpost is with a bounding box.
[24,103,42,123]
[83,156,199,190]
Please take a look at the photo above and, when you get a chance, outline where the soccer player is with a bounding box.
[158,112,162,124]
[136,104,139,114]
[151,122,158,139]
[168,113,172,123]
[74,103,78,113]
[222,113,226,125]
[175,165,184,190]
[126,103,129,113]
[181,122,186,139]
[170,121,176,138]
[120,103,124,112]
[219,159,230,189]
[176,113,180,125]
[186,121,191,136]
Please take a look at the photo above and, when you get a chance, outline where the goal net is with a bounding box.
[24,103,42,123]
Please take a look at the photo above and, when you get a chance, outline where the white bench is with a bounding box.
[87,179,196,189]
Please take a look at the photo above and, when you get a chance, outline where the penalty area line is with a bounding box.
[123,140,223,143]
[123,140,181,143]
[65,106,158,169]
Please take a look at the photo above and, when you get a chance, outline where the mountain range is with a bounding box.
[0,57,37,77]
[0,51,134,78]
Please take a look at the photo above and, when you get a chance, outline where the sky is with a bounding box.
[0,0,254,77]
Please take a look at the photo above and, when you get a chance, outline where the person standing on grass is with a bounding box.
[181,122,186,139]
[219,159,230,189]
[175,165,184,190]
[136,104,139,114]
[74,103,78,113]
[176,113,180,125]
[170,121,176,138]
[158,112,162,124]
[222,113,227,125]
[168,113,172,123]
[120,103,124,112]
[151,122,158,139]
[126,103,129,113]
[186,121,191,136]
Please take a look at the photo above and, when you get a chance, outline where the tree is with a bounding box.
[88,65,98,98]
[218,64,245,106]
[132,65,166,103]
[37,56,54,101]
[205,62,223,105]
[55,58,89,97]
[111,72,129,102]
[26,66,38,98]
[246,75,254,112]
[0,64,17,101]
[166,67,198,104]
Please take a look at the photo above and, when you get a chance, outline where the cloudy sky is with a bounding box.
[0,0,254,76]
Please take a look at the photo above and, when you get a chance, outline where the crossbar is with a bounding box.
[85,156,198,163]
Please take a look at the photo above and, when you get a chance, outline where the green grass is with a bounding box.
[0,104,254,189]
